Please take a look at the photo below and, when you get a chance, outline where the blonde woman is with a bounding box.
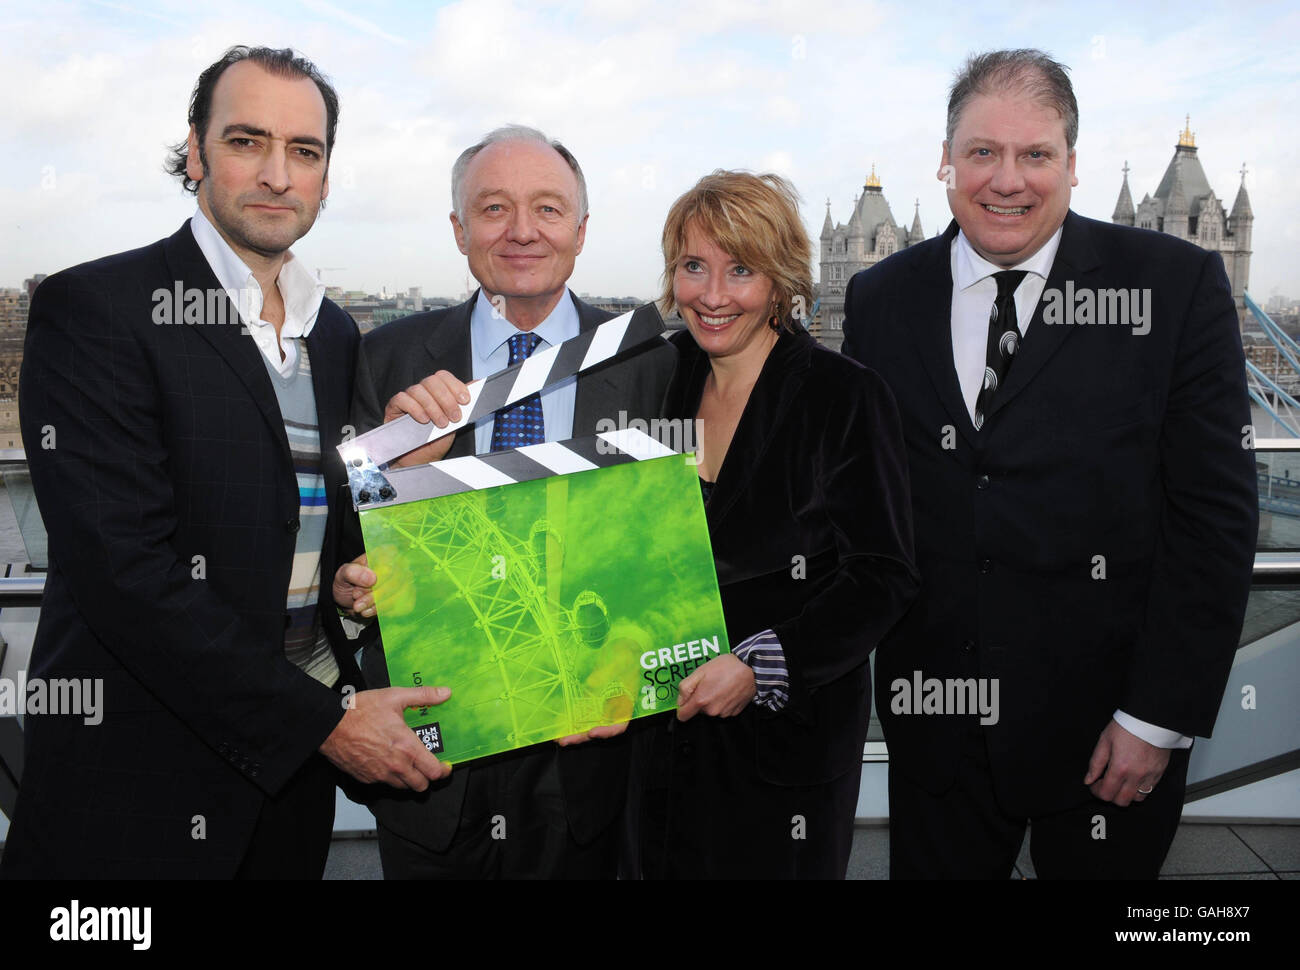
[632,171,919,878]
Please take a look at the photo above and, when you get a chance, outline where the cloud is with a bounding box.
[1,0,1295,300]
[297,0,408,46]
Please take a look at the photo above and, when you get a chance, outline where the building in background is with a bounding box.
[815,167,926,352]
[579,294,642,316]
[0,276,40,447]
[1113,117,1253,325]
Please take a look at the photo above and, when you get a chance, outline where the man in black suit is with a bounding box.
[1,46,450,880]
[842,49,1257,878]
[342,125,675,878]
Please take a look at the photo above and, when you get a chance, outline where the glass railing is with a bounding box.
[1,445,1298,824]
[1185,440,1300,810]
[1255,438,1300,552]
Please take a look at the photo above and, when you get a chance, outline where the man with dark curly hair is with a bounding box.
[1,46,450,880]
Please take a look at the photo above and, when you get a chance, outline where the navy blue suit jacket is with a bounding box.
[842,211,1258,815]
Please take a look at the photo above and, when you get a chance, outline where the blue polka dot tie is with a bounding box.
[490,332,546,451]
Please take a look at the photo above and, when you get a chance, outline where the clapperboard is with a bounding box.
[339,305,731,764]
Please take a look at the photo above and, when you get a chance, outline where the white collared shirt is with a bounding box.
[947,226,1191,751]
[190,207,326,377]
[468,289,580,453]
[949,226,1061,422]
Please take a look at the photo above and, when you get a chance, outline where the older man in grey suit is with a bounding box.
[341,126,675,879]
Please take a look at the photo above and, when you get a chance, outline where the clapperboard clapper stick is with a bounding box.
[355,428,677,509]
[339,303,667,508]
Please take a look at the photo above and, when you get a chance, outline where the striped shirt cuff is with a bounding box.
[732,629,790,712]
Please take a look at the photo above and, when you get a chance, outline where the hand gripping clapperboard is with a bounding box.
[339,305,730,764]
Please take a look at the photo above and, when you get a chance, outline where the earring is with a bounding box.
[768,303,782,331]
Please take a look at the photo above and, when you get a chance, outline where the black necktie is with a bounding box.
[973,270,1027,431]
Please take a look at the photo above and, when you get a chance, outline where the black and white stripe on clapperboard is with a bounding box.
[339,303,672,510]
[351,428,678,509]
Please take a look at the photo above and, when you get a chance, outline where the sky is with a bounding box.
[1,0,1296,301]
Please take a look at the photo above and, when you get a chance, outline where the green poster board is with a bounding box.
[359,452,729,764]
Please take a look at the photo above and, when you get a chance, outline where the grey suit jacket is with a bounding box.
[349,289,676,851]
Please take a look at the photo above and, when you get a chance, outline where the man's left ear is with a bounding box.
[1068,149,1079,187]
[185,124,205,185]
[575,213,588,255]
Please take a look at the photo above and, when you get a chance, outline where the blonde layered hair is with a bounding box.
[659,171,814,332]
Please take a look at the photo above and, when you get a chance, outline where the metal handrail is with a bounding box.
[3,555,1300,602]
[0,575,44,606]
[0,442,1296,604]
[0,553,1295,606]
[1253,552,1300,573]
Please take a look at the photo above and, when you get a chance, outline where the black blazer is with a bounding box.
[662,327,919,786]
[842,211,1258,815]
[1,222,364,878]
[350,290,676,851]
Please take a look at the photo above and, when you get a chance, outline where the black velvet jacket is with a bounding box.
[663,327,919,785]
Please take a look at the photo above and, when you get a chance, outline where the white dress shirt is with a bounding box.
[469,289,579,453]
[190,207,326,377]
[950,227,1060,421]
[949,229,1192,752]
